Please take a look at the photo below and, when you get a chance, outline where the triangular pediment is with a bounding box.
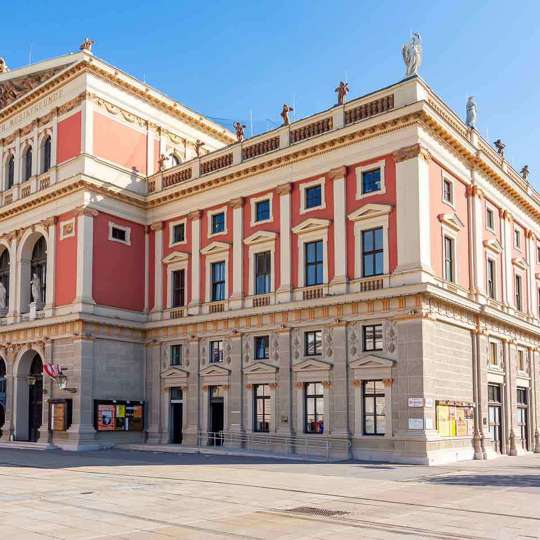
[483,238,502,254]
[512,256,529,270]
[293,357,332,372]
[291,218,331,235]
[200,363,231,376]
[348,203,392,222]
[200,241,230,255]
[244,361,279,374]
[0,55,81,111]
[244,231,278,245]
[162,251,189,264]
[350,354,395,369]
[438,212,464,231]
[161,366,189,377]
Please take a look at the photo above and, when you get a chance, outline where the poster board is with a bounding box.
[49,399,72,431]
[94,400,144,432]
[436,401,474,438]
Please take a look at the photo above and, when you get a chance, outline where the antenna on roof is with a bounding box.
[28,45,32,65]
[292,94,296,122]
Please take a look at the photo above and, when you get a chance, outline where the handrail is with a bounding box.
[197,430,351,461]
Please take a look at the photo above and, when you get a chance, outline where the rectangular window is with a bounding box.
[486,207,494,230]
[254,335,270,360]
[254,384,271,432]
[362,168,381,194]
[362,227,384,277]
[305,185,322,209]
[304,240,323,286]
[211,212,225,234]
[171,269,185,307]
[363,380,386,436]
[443,236,455,282]
[170,344,183,366]
[489,342,498,367]
[305,330,322,356]
[518,350,526,372]
[211,261,225,301]
[515,274,522,311]
[111,226,127,243]
[304,382,324,434]
[363,324,383,352]
[209,340,223,363]
[515,229,521,249]
[487,258,496,299]
[538,287,540,318]
[255,199,270,222]
[254,251,271,294]
[442,178,453,205]
[172,223,185,244]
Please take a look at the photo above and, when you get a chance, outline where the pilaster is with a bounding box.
[329,167,348,295]
[276,183,292,303]
[188,211,201,315]
[151,222,163,315]
[145,341,162,444]
[230,198,244,309]
[329,322,349,437]
[276,327,293,436]
[74,208,97,310]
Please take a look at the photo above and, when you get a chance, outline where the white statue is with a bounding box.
[402,33,422,77]
[30,273,41,303]
[0,281,6,309]
[466,96,477,129]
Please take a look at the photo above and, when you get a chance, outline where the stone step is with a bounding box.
[0,441,53,451]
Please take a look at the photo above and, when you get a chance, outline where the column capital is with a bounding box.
[466,184,484,199]
[327,166,347,181]
[74,206,98,218]
[150,221,163,231]
[189,209,202,220]
[393,143,431,163]
[229,197,244,209]
[276,182,291,195]
[500,208,513,222]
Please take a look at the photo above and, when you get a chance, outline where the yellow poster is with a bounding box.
[436,404,452,437]
[116,404,126,418]
[455,407,467,437]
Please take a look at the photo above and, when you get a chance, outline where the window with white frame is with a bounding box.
[300,179,325,212]
[514,228,521,249]
[486,257,496,299]
[170,344,183,366]
[23,146,32,182]
[363,380,386,436]
[211,212,225,235]
[304,240,324,287]
[443,235,455,282]
[355,161,386,199]
[171,269,185,308]
[109,222,131,245]
[170,220,186,246]
[361,227,384,277]
[254,251,271,294]
[363,324,383,352]
[254,384,271,432]
[537,246,540,264]
[5,154,14,190]
[486,206,495,231]
[515,273,523,311]
[211,261,226,301]
[305,330,322,356]
[41,135,52,174]
[253,198,271,223]
[442,177,454,206]
[517,349,527,372]
[489,341,499,367]
[304,382,324,434]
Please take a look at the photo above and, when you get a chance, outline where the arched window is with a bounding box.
[42,136,51,174]
[23,146,32,182]
[30,237,47,305]
[6,155,14,190]
[0,249,9,312]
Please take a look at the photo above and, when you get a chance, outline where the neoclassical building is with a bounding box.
[0,41,538,464]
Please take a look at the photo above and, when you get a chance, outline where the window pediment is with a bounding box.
[348,203,392,222]
[244,361,278,374]
[483,238,502,254]
[244,231,277,246]
[350,354,395,370]
[200,364,230,376]
[291,218,330,235]
[161,366,189,378]
[293,358,332,372]
[162,251,189,264]
[438,212,464,231]
[200,241,230,255]
[512,256,528,271]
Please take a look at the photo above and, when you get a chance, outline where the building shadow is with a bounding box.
[425,474,540,488]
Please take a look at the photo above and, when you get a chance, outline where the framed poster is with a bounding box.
[94,400,144,432]
[49,399,72,431]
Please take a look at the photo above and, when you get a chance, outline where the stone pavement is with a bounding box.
[0,448,539,539]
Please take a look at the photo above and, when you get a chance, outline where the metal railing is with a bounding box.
[197,430,351,461]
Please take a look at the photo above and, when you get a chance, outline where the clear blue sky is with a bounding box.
[4,1,540,184]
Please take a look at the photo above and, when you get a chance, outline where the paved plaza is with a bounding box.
[0,449,539,539]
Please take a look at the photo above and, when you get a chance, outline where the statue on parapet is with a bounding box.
[520,165,530,181]
[494,139,505,158]
[0,57,8,73]
[194,139,205,157]
[80,38,95,53]
[233,121,246,142]
[402,33,422,77]
[335,81,349,106]
[280,104,294,126]
[466,96,477,129]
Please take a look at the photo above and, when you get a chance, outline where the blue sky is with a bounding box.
[4,1,540,184]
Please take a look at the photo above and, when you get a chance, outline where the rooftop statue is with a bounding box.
[233,121,246,142]
[520,165,530,181]
[0,57,8,74]
[280,104,294,126]
[494,139,505,158]
[335,81,349,106]
[194,139,205,157]
[80,38,95,53]
[466,96,477,129]
[402,33,422,77]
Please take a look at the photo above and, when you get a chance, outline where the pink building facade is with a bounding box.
[0,45,538,463]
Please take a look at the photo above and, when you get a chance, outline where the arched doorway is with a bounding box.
[14,350,43,442]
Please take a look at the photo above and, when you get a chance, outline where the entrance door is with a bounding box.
[28,355,43,442]
[209,386,224,447]
[517,387,528,451]
[488,384,502,454]
[169,387,183,444]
